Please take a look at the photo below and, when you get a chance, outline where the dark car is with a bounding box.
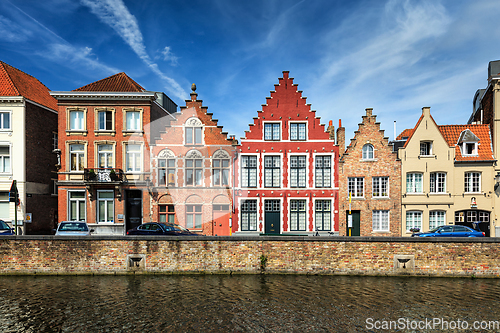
[411,225,485,237]
[0,220,14,235]
[126,222,198,236]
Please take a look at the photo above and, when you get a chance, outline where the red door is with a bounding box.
[213,204,230,236]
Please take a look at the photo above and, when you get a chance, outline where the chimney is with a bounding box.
[422,106,431,116]
[327,120,335,140]
[336,119,345,155]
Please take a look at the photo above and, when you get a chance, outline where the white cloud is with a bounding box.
[161,46,179,66]
[81,0,188,100]
[0,15,32,42]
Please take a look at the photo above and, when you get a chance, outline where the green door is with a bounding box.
[265,200,280,234]
[346,211,360,236]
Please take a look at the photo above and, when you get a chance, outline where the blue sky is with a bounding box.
[2,0,500,142]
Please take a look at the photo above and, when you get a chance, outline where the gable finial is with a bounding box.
[191,83,196,92]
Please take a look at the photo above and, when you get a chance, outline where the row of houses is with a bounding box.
[1,60,500,237]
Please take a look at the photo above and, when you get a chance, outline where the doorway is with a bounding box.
[346,210,360,236]
[212,204,230,236]
[264,200,280,234]
[125,190,142,231]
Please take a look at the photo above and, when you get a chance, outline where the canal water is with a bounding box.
[0,275,499,332]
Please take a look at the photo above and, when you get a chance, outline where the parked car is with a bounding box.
[0,220,14,235]
[54,221,94,236]
[411,225,485,237]
[126,222,198,236]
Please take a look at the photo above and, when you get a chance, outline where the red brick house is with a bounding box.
[0,61,58,234]
[338,108,401,237]
[51,73,176,234]
[149,84,237,235]
[233,71,340,235]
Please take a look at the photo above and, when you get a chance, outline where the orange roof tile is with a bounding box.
[438,124,494,162]
[396,128,413,140]
[73,72,145,92]
[0,61,57,110]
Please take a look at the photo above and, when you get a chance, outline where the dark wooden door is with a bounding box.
[125,190,142,231]
[264,200,280,234]
[346,211,360,236]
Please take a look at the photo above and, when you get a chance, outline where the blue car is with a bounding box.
[412,225,485,237]
[0,220,14,235]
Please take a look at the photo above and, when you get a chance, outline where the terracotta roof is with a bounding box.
[438,124,494,162]
[396,128,413,140]
[0,61,57,110]
[73,72,145,92]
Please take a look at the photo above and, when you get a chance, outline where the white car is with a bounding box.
[55,221,94,236]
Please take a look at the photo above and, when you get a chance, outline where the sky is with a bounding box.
[2,0,500,142]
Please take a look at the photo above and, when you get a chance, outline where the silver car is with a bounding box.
[55,221,94,236]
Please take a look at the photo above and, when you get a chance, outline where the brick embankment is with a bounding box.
[0,236,499,277]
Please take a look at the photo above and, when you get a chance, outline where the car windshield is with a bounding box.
[428,227,442,233]
[0,220,10,230]
[59,222,88,232]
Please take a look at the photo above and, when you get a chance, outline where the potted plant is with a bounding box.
[109,169,119,181]
[87,169,96,181]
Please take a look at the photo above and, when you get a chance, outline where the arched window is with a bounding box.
[185,117,203,145]
[362,144,374,160]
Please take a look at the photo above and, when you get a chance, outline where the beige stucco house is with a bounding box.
[398,107,496,236]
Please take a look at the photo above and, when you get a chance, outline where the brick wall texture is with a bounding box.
[1,237,500,277]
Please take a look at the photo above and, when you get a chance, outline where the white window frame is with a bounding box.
[240,199,258,231]
[97,144,114,169]
[0,111,11,130]
[406,211,422,232]
[97,190,114,223]
[348,177,364,198]
[406,172,423,193]
[158,158,176,187]
[420,141,432,156]
[462,142,478,156]
[372,210,389,232]
[290,122,306,141]
[315,155,331,188]
[429,211,446,229]
[68,191,86,222]
[69,143,85,172]
[96,108,115,132]
[67,108,87,132]
[362,144,374,160]
[186,204,202,229]
[0,192,9,220]
[185,158,204,186]
[372,177,389,198]
[290,155,306,188]
[212,158,230,187]
[0,144,11,173]
[125,143,142,172]
[464,172,481,193]
[264,155,281,188]
[123,108,143,133]
[264,122,281,141]
[241,155,258,188]
[314,199,331,231]
[430,172,446,193]
[289,199,307,232]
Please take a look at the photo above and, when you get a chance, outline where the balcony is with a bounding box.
[84,168,125,183]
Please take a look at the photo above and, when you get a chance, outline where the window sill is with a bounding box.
[94,130,116,136]
[405,193,425,195]
[372,230,391,233]
[418,155,435,158]
[372,196,390,199]
[66,130,88,136]
[122,130,144,136]
[360,158,378,162]
[464,192,482,195]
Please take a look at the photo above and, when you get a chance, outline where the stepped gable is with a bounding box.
[344,108,391,154]
[438,124,494,162]
[153,84,237,146]
[243,71,328,140]
[73,72,145,92]
[0,61,57,110]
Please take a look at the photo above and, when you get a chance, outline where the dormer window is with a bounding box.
[420,141,432,156]
[463,142,478,156]
[362,144,374,160]
[457,129,479,157]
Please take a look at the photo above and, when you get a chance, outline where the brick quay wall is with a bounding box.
[1,236,500,277]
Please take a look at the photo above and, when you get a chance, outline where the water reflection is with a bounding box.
[0,275,499,332]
